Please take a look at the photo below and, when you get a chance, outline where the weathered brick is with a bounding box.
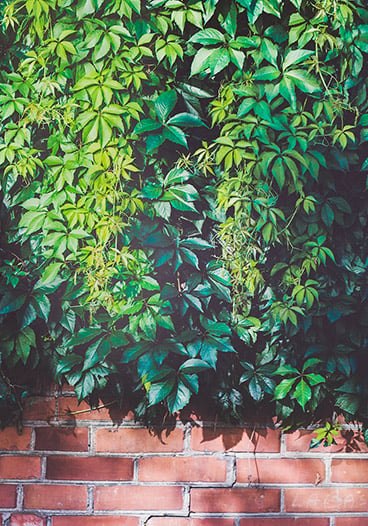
[0,427,31,451]
[191,488,280,513]
[191,520,235,526]
[139,456,226,482]
[331,459,368,483]
[0,456,41,479]
[24,485,87,510]
[335,519,368,526]
[285,429,368,453]
[46,456,133,480]
[146,520,190,526]
[285,487,368,512]
[35,427,88,452]
[94,486,183,511]
[240,520,329,526]
[23,397,55,421]
[52,517,139,525]
[237,458,325,484]
[0,484,17,507]
[95,427,184,453]
[10,514,46,526]
[191,427,280,452]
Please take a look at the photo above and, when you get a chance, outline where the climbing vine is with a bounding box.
[0,0,367,436]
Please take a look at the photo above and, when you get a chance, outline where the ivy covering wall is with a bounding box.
[0,0,367,439]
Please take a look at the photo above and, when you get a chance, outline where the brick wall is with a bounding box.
[1,388,368,526]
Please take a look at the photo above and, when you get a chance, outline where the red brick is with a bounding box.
[24,485,87,510]
[285,429,368,453]
[191,427,280,452]
[35,427,88,451]
[0,456,41,479]
[0,484,17,507]
[23,397,55,421]
[335,519,368,526]
[57,397,112,421]
[0,427,31,451]
[191,488,280,513]
[53,517,139,525]
[285,487,368,512]
[57,397,135,422]
[240,520,329,526]
[146,520,190,526]
[139,456,226,482]
[47,456,133,480]
[95,428,183,453]
[237,458,325,484]
[191,520,235,526]
[332,459,368,483]
[10,514,46,526]
[95,486,183,511]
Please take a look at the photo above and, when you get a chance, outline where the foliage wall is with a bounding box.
[0,0,367,439]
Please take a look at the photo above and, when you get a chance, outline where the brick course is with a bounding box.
[46,456,134,481]
[9,515,46,526]
[0,392,368,525]
[0,457,41,480]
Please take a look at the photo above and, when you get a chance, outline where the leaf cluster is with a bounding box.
[0,0,367,434]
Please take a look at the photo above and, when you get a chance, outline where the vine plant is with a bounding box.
[0,0,367,436]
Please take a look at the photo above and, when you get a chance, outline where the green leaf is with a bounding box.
[200,340,218,369]
[302,358,322,372]
[206,321,232,337]
[75,372,96,400]
[249,376,263,401]
[335,393,360,415]
[180,373,199,394]
[20,303,37,329]
[15,327,36,364]
[167,113,205,128]
[253,66,280,81]
[321,203,334,227]
[33,294,51,321]
[293,379,312,410]
[237,98,256,117]
[167,382,192,413]
[273,378,297,400]
[190,48,213,76]
[306,374,325,386]
[207,48,231,75]
[284,70,320,93]
[56,354,83,376]
[283,49,314,70]
[0,293,26,315]
[190,28,225,45]
[146,134,165,152]
[134,119,162,134]
[155,91,177,123]
[76,0,97,18]
[163,125,188,147]
[125,0,141,14]
[184,293,203,312]
[237,0,263,24]
[148,378,175,406]
[179,358,212,374]
[82,338,110,372]
[181,238,212,250]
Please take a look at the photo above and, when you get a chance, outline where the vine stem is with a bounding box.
[64,400,117,416]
